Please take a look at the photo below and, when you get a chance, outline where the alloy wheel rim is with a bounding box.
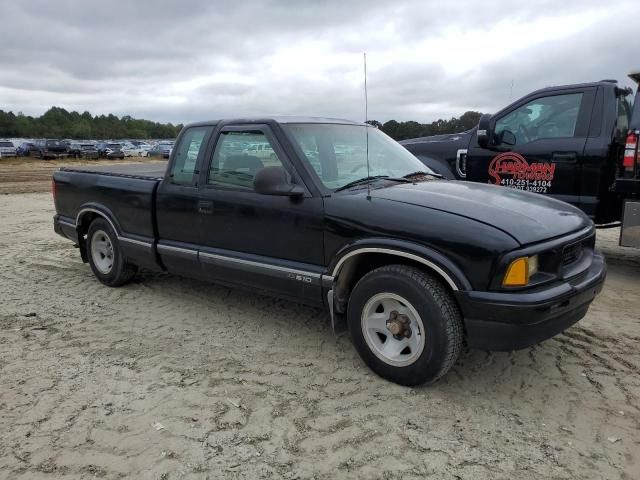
[90,230,114,274]
[361,292,425,367]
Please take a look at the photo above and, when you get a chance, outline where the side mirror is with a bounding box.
[253,166,304,197]
[476,113,493,148]
[497,129,516,146]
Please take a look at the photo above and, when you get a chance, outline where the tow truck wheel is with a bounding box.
[347,264,463,386]
[87,218,137,287]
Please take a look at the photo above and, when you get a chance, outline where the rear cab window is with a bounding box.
[169,126,212,185]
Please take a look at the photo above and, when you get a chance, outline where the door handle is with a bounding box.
[552,152,578,163]
[197,200,213,214]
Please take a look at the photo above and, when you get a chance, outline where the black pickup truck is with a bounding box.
[402,74,640,248]
[53,117,606,385]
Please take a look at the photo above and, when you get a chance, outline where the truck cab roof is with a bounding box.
[528,80,630,98]
[184,116,368,129]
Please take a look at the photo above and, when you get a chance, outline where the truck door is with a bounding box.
[466,88,595,209]
[195,124,325,305]
[155,125,213,279]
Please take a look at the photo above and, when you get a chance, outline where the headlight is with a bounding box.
[503,255,539,287]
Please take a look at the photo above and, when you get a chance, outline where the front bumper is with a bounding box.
[456,250,606,351]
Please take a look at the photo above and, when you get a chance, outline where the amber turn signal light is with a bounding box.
[503,255,538,287]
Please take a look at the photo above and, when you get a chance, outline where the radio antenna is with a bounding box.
[364,52,371,199]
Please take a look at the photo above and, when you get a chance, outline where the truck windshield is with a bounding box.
[284,124,433,189]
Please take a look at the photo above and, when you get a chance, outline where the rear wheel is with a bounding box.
[347,264,463,386]
[87,218,137,287]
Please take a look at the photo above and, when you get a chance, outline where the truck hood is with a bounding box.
[371,180,591,246]
[400,129,475,148]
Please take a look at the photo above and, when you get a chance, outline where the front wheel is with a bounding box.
[87,218,137,287]
[347,265,463,386]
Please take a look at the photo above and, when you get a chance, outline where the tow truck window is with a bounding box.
[495,93,583,145]
[208,131,285,190]
[169,126,210,185]
[616,95,632,137]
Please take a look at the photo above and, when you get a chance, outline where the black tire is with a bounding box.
[347,264,463,386]
[86,218,137,287]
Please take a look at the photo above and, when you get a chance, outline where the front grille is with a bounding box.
[562,241,583,266]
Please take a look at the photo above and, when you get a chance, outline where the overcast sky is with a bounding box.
[1,0,637,124]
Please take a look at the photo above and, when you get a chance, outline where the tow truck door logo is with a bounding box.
[488,152,556,193]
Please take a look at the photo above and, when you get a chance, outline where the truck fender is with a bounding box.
[324,238,471,332]
[75,204,123,262]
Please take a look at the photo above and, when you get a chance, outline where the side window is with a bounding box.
[495,93,583,145]
[169,126,210,185]
[616,95,632,138]
[208,131,286,189]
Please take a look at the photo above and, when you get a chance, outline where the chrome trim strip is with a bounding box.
[157,244,198,256]
[76,208,153,248]
[76,208,119,235]
[119,237,153,248]
[199,251,321,279]
[456,148,467,178]
[58,218,76,228]
[331,248,459,291]
[321,275,335,288]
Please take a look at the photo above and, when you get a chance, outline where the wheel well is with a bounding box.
[77,211,99,236]
[76,211,113,262]
[332,252,457,314]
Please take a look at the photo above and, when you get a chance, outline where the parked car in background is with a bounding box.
[147,142,173,158]
[34,139,68,159]
[16,142,36,156]
[242,142,276,160]
[0,140,17,158]
[146,144,162,158]
[96,142,125,160]
[122,143,151,157]
[68,142,99,160]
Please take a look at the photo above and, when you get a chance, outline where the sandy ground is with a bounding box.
[0,157,166,194]
[0,188,639,479]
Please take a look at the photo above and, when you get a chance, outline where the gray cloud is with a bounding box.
[1,0,637,124]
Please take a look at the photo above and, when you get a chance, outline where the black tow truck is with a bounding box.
[402,73,640,248]
[53,117,605,386]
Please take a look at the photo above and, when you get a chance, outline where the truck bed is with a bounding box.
[53,163,162,251]
[60,162,166,180]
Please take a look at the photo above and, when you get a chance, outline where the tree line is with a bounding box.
[0,106,482,141]
[368,111,482,140]
[0,107,182,140]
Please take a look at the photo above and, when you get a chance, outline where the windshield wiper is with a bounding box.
[334,175,411,192]
[402,170,443,179]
